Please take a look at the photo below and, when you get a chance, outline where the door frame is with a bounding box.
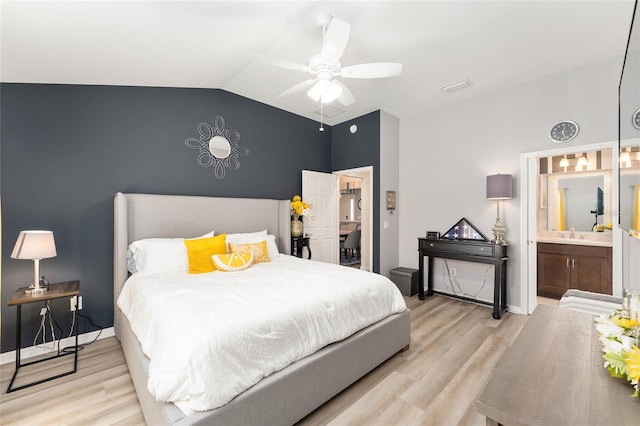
[520,140,619,314]
[334,166,373,271]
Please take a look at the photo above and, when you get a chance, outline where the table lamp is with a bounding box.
[11,230,57,294]
[486,174,513,245]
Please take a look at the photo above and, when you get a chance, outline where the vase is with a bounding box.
[291,214,304,237]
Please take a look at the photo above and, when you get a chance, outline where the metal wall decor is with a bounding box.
[185,115,249,179]
[386,191,396,210]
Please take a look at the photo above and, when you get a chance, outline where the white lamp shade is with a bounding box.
[486,174,513,200]
[11,230,57,260]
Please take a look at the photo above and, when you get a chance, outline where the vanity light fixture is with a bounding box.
[11,230,57,294]
[620,148,631,167]
[559,156,569,172]
[486,174,513,245]
[578,154,589,167]
[576,153,588,170]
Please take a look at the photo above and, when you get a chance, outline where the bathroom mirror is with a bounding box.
[619,0,640,237]
[539,150,613,232]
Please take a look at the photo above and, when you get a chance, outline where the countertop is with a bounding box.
[536,237,612,247]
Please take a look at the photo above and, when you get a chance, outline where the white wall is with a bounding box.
[380,111,400,278]
[399,55,623,311]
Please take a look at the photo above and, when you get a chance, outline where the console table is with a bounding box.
[418,238,508,319]
[476,304,639,425]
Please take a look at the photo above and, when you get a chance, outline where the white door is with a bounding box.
[302,170,339,264]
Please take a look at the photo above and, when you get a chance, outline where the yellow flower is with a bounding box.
[290,195,312,217]
[612,317,637,329]
[624,345,640,381]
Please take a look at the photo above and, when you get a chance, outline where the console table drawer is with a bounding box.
[419,239,500,257]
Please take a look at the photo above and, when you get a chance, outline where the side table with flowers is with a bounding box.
[290,195,312,237]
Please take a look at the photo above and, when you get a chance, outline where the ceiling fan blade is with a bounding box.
[322,18,351,65]
[276,79,316,98]
[251,54,308,72]
[341,63,403,79]
[334,80,355,106]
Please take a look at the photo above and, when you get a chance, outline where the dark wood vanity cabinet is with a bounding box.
[537,242,612,299]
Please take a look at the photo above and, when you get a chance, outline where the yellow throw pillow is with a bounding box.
[212,252,254,272]
[184,234,227,274]
[229,240,270,264]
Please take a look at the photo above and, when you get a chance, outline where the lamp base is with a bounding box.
[25,284,47,295]
[492,217,507,245]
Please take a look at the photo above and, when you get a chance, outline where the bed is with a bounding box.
[113,192,411,425]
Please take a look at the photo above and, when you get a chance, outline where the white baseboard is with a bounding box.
[507,304,526,315]
[1,327,115,365]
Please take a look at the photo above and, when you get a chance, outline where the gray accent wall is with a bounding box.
[331,111,381,273]
[0,83,331,352]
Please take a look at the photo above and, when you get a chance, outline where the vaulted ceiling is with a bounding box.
[1,1,635,125]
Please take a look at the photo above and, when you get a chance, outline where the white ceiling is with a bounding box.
[1,1,635,126]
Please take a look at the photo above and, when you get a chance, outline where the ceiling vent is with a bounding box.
[314,105,345,118]
[441,79,473,94]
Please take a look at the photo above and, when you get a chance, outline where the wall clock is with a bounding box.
[633,108,640,130]
[549,121,579,143]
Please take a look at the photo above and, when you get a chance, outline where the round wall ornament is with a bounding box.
[549,120,579,143]
[185,115,249,179]
[633,108,640,130]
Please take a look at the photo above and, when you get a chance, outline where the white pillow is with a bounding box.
[225,230,268,242]
[225,230,280,260]
[127,231,214,275]
[128,238,186,275]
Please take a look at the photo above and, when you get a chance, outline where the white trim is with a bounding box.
[0,327,115,365]
[507,304,525,316]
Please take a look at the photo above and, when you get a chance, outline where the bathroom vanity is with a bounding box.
[537,240,612,299]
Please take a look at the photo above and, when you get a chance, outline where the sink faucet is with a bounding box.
[569,228,575,239]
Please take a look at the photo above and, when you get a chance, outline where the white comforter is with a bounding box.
[117,255,406,413]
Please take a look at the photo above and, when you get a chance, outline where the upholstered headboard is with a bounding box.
[113,192,291,337]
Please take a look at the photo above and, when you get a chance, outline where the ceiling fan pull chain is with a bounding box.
[319,101,325,132]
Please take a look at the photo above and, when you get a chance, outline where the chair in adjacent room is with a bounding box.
[340,229,361,261]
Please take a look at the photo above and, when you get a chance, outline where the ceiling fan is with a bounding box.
[254,13,402,106]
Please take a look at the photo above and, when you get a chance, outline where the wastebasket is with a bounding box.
[390,267,418,296]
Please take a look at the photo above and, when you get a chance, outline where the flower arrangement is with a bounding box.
[290,195,312,218]
[595,307,640,396]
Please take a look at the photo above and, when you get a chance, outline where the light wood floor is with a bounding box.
[0,295,528,425]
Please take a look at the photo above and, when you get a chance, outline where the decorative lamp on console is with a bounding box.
[11,230,57,294]
[486,174,513,245]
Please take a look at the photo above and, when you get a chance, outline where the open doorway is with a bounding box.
[339,175,362,268]
[334,167,373,271]
[521,141,619,314]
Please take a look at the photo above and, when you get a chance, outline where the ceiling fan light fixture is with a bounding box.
[307,79,342,103]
